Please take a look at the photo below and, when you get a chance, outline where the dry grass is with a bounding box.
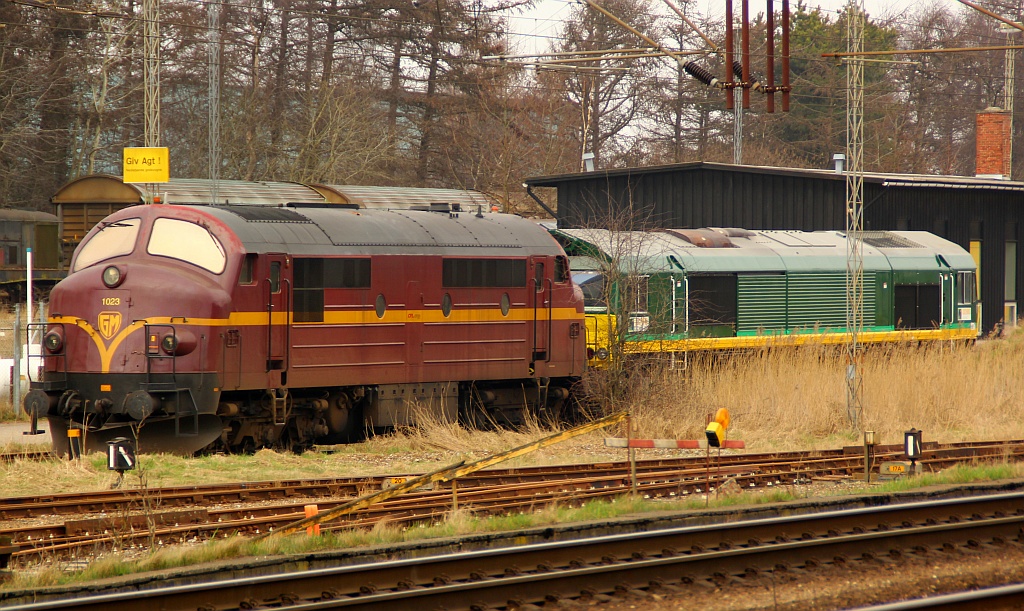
[609,329,1024,450]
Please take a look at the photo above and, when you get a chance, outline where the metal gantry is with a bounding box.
[208,0,221,203]
[143,0,160,148]
[844,0,865,428]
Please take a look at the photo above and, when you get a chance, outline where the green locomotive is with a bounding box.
[549,227,980,367]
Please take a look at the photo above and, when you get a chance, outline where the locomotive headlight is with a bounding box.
[43,330,63,353]
[102,265,124,288]
[159,330,197,356]
[160,334,178,354]
[596,348,610,360]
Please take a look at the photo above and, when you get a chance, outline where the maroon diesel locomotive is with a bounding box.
[24,203,587,455]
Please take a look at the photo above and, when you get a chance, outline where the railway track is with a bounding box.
[0,451,53,463]
[8,491,1024,610]
[3,439,1024,562]
[1,438,1019,519]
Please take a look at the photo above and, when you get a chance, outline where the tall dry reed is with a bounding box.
[613,331,1024,449]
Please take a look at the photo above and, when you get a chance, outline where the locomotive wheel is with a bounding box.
[320,391,362,443]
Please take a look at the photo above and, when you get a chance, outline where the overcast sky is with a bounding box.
[504,0,970,55]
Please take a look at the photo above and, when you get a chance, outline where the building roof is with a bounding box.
[525,161,1024,192]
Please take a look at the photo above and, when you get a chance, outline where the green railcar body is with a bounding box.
[550,227,980,366]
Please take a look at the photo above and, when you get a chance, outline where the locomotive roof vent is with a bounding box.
[215,205,314,222]
[284,201,360,210]
[856,231,924,249]
[409,202,463,213]
[659,228,736,248]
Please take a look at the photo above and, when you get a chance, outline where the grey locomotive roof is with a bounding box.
[555,228,975,274]
[197,205,562,257]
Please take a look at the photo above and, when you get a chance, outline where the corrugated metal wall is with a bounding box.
[539,165,1021,333]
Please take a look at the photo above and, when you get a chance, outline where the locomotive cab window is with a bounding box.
[147,218,226,274]
[73,217,141,272]
[238,254,256,285]
[573,272,607,311]
[555,256,569,283]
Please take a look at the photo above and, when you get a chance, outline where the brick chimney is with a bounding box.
[976,107,1012,179]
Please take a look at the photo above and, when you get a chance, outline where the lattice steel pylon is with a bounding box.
[143,0,160,148]
[208,0,221,204]
[844,0,865,428]
[1005,25,1017,179]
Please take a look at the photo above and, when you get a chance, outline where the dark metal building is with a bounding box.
[525,161,1024,333]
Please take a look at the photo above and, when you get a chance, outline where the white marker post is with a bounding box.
[26,248,32,342]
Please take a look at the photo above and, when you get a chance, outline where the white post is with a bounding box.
[26,247,32,344]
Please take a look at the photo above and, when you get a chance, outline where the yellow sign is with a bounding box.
[123,147,169,183]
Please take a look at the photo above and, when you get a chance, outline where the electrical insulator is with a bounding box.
[732,61,764,92]
[683,61,719,88]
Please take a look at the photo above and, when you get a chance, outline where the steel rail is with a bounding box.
[2,439,1020,519]
[8,444,1024,558]
[6,492,1023,611]
[848,582,1024,609]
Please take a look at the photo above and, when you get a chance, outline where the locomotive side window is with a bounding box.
[442,259,526,287]
[147,218,226,274]
[269,261,281,293]
[238,254,256,285]
[325,258,371,288]
[73,217,141,272]
[293,258,371,323]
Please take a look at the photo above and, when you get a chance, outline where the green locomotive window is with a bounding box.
[73,217,141,272]
[958,271,977,304]
[148,218,226,274]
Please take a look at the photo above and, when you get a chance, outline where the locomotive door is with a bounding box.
[265,254,290,378]
[530,257,550,364]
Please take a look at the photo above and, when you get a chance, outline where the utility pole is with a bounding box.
[845,0,865,429]
[143,0,160,148]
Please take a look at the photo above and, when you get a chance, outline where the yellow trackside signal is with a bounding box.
[705,408,731,448]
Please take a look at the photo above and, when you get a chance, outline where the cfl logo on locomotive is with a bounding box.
[97,311,122,340]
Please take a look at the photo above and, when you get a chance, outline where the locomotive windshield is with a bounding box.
[73,218,141,272]
[147,218,227,274]
[573,271,607,311]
